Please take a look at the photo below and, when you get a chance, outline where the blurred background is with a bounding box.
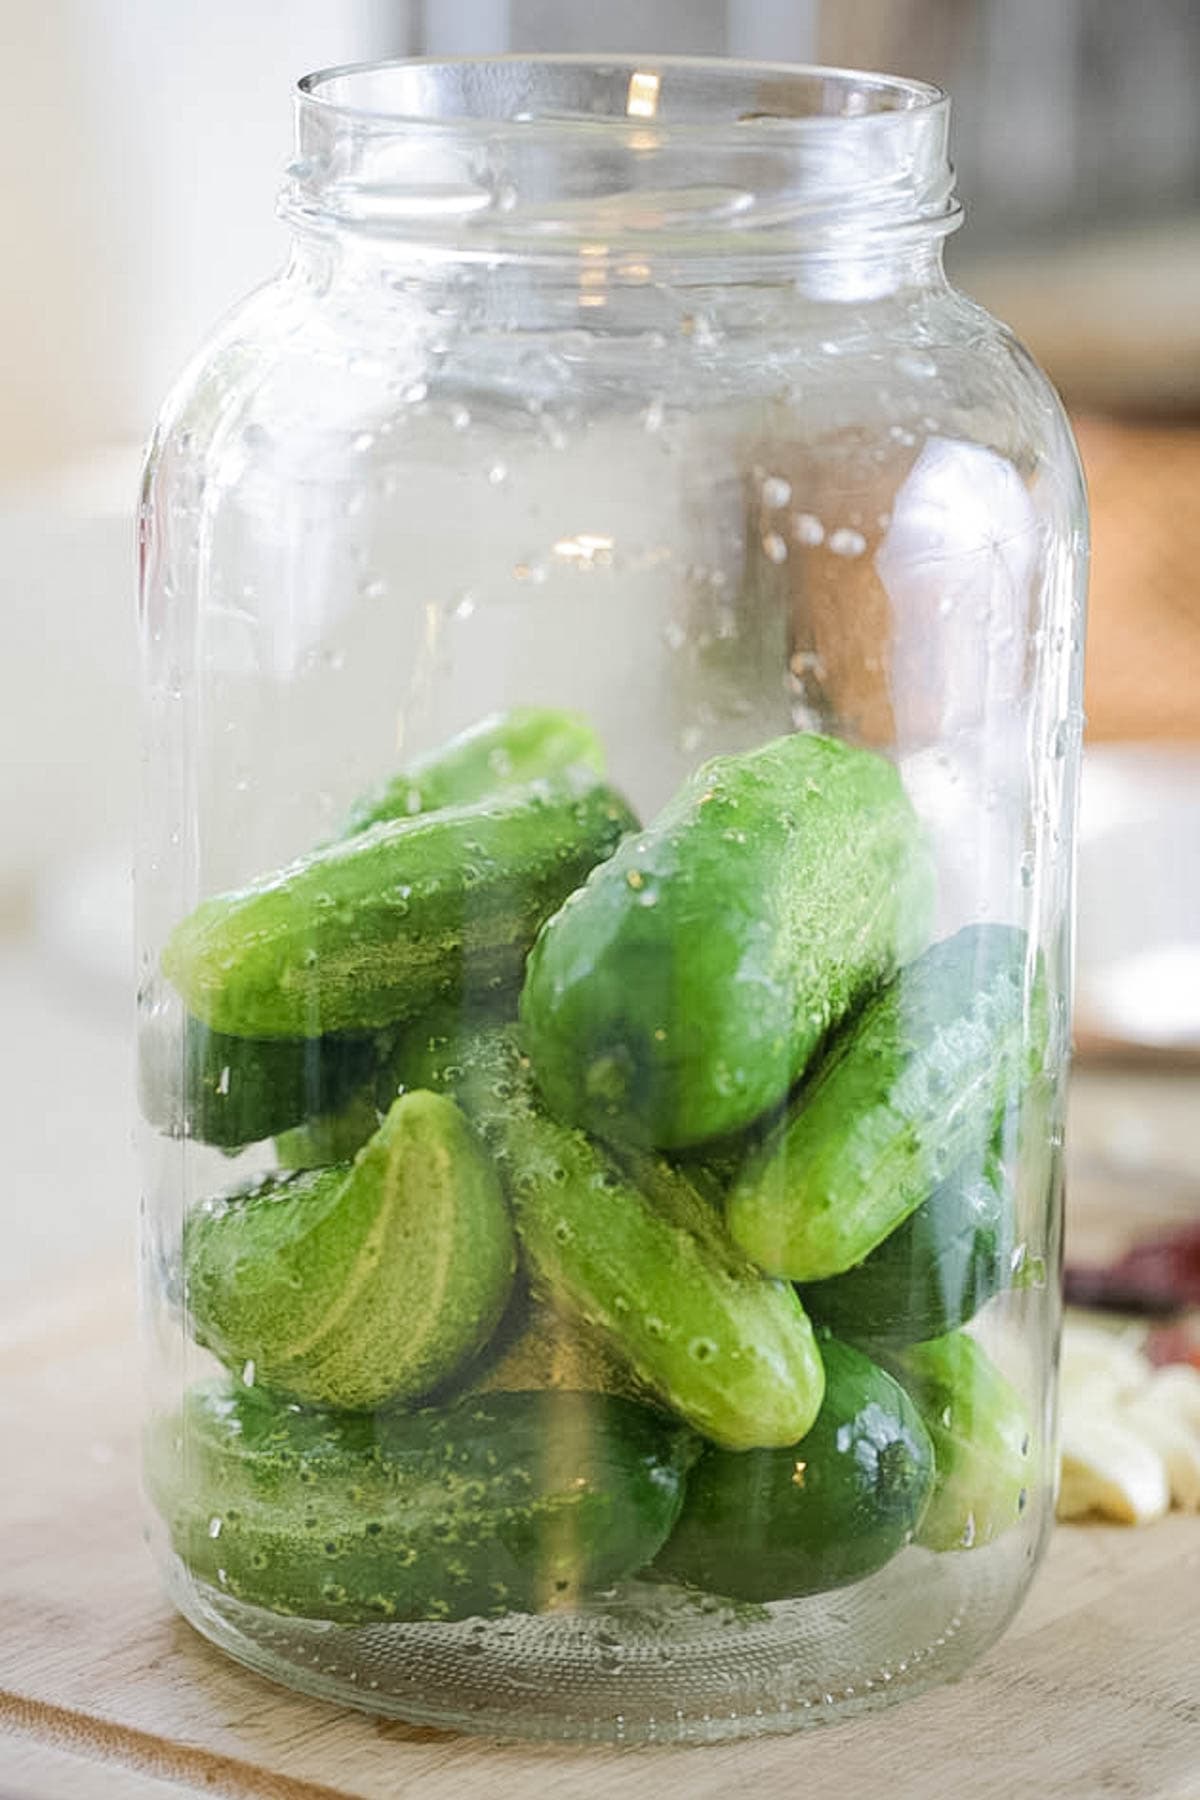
[1,0,1197,1300]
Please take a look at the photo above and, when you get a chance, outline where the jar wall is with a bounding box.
[137,57,1086,1745]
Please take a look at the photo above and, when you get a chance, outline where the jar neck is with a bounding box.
[282,56,960,300]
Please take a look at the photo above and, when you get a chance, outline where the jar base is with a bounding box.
[166,1532,1041,1746]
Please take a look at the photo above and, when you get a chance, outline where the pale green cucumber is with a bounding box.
[184,1090,516,1410]
[402,1021,825,1451]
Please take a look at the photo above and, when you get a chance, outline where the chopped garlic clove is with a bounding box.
[1121,1381,1200,1511]
[1057,1414,1170,1523]
[1144,1364,1200,1436]
[1059,1323,1149,1402]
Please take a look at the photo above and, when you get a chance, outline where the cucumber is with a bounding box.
[345,706,604,834]
[472,1301,642,1402]
[654,1336,934,1602]
[519,731,932,1150]
[162,770,637,1039]
[728,924,1042,1281]
[273,993,516,1171]
[184,1091,516,1410]
[274,1087,384,1171]
[884,1331,1035,1552]
[797,1153,1014,1348]
[402,1021,825,1451]
[138,1011,385,1150]
[150,1381,696,1624]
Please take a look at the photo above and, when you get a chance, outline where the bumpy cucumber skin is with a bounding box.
[472,1301,643,1402]
[654,1336,934,1602]
[798,1154,1014,1349]
[184,1091,516,1410]
[883,1331,1036,1552]
[345,707,605,835]
[728,924,1042,1281]
[150,1382,696,1624]
[138,1013,384,1150]
[162,771,637,1040]
[519,732,932,1150]
[402,1021,826,1451]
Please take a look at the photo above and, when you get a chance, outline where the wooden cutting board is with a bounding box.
[2,1250,1198,1800]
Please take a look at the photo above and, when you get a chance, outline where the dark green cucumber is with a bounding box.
[345,707,605,834]
[138,1010,384,1150]
[728,924,1043,1281]
[184,1091,516,1410]
[798,1153,1014,1348]
[274,1087,384,1171]
[654,1336,934,1602]
[402,1021,825,1451]
[883,1331,1036,1552]
[273,994,517,1172]
[150,1381,695,1624]
[519,731,932,1150]
[162,771,636,1039]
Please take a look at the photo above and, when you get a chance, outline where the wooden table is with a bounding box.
[3,1070,1199,1800]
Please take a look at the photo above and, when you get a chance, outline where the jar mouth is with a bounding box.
[288,54,959,263]
[297,54,947,139]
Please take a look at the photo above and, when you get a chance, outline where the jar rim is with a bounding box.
[296,53,948,140]
[287,54,958,262]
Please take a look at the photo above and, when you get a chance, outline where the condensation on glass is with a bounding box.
[137,56,1087,1745]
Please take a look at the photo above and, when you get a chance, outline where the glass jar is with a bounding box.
[137,56,1086,1745]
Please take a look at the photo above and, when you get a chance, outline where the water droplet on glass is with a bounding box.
[896,351,937,380]
[761,475,792,509]
[761,531,788,564]
[793,512,824,547]
[827,527,867,558]
[487,462,508,486]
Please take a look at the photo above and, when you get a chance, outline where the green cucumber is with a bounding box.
[273,994,516,1171]
[519,731,931,1150]
[884,1331,1035,1552]
[150,1381,695,1624]
[184,1091,516,1410]
[403,1022,825,1451]
[728,924,1042,1281]
[138,1012,384,1151]
[654,1336,934,1602]
[162,770,636,1039]
[345,706,604,834]
[472,1301,642,1401]
[274,1087,384,1170]
[798,1153,1014,1348]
